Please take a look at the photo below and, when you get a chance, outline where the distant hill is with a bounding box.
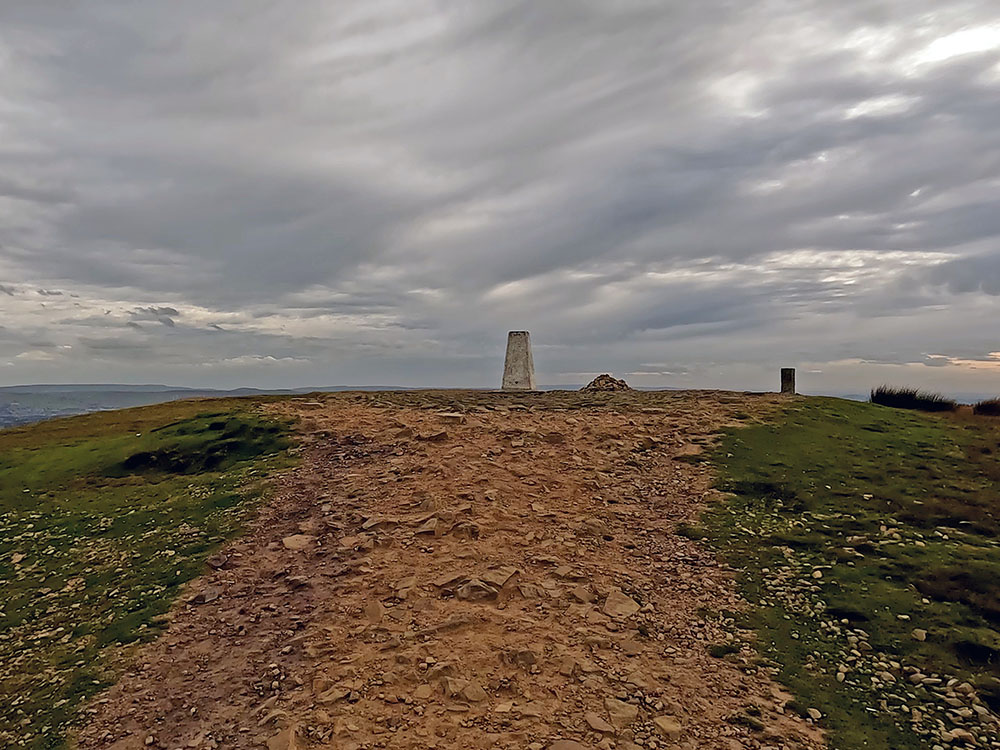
[0,384,200,394]
[0,388,223,429]
[0,384,412,429]
[0,383,606,430]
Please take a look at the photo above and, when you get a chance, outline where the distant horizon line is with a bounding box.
[3,382,999,404]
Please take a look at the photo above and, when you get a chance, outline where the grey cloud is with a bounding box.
[923,357,950,368]
[79,337,151,352]
[131,306,179,318]
[130,306,179,327]
[0,175,74,205]
[923,255,1000,296]
[1,1,1000,390]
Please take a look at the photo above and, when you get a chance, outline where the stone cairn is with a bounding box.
[581,374,632,392]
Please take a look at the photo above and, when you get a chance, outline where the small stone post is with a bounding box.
[780,368,796,394]
[502,331,536,391]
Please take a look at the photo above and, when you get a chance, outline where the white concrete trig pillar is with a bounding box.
[781,368,796,394]
[502,331,536,391]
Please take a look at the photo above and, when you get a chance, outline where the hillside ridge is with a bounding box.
[72,390,822,750]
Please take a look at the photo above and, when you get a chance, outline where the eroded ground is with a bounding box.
[76,390,823,750]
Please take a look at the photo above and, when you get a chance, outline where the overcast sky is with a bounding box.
[2,2,1000,393]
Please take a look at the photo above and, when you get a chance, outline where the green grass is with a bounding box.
[0,399,292,750]
[705,397,1000,749]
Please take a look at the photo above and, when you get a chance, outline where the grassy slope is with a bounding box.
[0,399,292,750]
[704,397,1000,749]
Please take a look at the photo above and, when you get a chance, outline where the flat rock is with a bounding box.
[652,716,681,740]
[267,726,298,750]
[520,702,544,717]
[675,443,703,456]
[620,639,644,656]
[504,649,539,669]
[361,516,397,531]
[434,571,468,588]
[456,579,499,601]
[603,588,640,618]
[452,521,480,538]
[416,518,441,536]
[604,697,638,729]
[188,586,223,605]
[462,682,489,702]
[417,430,449,442]
[395,576,418,598]
[442,677,469,698]
[557,657,579,677]
[282,534,314,551]
[481,566,519,588]
[625,671,651,689]
[585,712,615,733]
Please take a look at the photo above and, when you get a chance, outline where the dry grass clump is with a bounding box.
[974,398,1000,416]
[870,386,957,413]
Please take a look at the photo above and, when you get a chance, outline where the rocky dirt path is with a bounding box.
[76,391,823,750]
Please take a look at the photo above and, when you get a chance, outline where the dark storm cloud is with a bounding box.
[1,0,1000,389]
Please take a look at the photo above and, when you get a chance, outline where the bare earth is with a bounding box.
[76,390,824,750]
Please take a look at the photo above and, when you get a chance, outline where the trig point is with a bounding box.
[502,331,536,391]
[780,367,796,394]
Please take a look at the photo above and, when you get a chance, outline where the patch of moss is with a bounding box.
[708,642,740,658]
[0,400,292,750]
[676,522,706,540]
[705,397,1000,749]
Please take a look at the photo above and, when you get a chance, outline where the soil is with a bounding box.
[75,390,824,750]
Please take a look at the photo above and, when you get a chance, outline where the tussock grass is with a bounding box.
[0,400,292,750]
[974,399,1000,417]
[870,385,958,412]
